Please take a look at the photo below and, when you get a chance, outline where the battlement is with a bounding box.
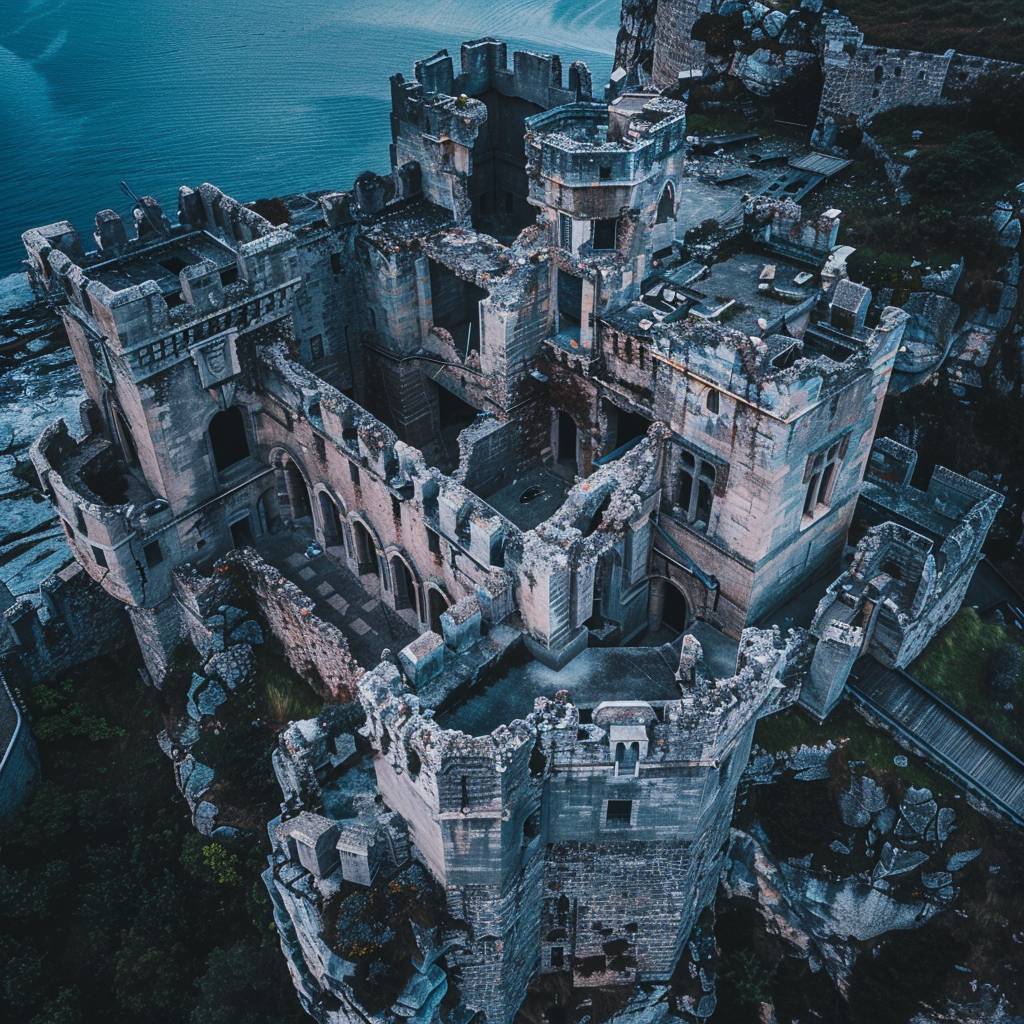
[30,420,175,606]
[525,96,686,189]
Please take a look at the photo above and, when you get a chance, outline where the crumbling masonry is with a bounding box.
[21,30,998,1024]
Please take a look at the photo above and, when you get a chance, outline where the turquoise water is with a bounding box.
[0,0,618,273]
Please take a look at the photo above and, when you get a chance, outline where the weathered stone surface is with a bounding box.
[839,774,887,828]
[947,848,982,871]
[204,645,257,691]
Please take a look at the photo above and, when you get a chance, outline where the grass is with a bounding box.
[911,607,1024,756]
[840,0,1024,63]
[755,702,942,792]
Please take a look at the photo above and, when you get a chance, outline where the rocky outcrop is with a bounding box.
[615,0,659,76]
[723,826,940,991]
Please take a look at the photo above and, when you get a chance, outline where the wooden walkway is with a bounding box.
[849,658,1024,826]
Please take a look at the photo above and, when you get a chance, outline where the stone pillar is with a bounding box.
[801,620,862,721]
[128,597,183,686]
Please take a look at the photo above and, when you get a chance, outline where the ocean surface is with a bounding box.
[0,0,617,274]
[0,0,616,596]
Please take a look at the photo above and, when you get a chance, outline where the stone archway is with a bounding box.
[389,553,421,624]
[426,586,450,636]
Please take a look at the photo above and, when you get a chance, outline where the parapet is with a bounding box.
[29,420,174,606]
[525,95,686,189]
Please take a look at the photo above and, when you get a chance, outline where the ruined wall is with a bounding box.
[650,0,709,87]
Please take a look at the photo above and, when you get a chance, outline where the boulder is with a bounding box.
[204,644,257,691]
[874,842,929,879]
[230,619,264,647]
[947,848,982,871]
[839,774,887,828]
[194,800,219,836]
[895,787,937,839]
[196,679,227,717]
[763,9,786,36]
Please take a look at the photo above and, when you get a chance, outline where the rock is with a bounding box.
[896,787,937,839]
[194,799,219,836]
[204,644,257,690]
[186,672,210,721]
[839,774,887,828]
[763,9,786,36]
[830,840,852,855]
[893,754,909,768]
[874,842,929,879]
[947,848,982,871]
[921,871,953,889]
[219,604,248,631]
[874,807,897,835]
[229,619,264,647]
[157,729,174,758]
[934,806,956,844]
[177,756,215,810]
[212,825,243,840]
[196,679,227,717]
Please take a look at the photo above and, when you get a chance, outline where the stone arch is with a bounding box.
[350,514,385,583]
[209,406,251,472]
[107,397,139,466]
[655,181,675,225]
[387,548,422,623]
[425,584,451,636]
[270,447,313,526]
[257,486,280,535]
[314,484,351,560]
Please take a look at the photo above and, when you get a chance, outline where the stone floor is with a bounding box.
[256,528,417,669]
[482,461,574,531]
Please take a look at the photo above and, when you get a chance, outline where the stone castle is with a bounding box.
[16,13,1004,1024]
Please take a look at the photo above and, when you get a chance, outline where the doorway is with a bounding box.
[661,582,689,635]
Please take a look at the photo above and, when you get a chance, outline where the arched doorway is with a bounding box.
[209,407,250,472]
[318,491,346,554]
[282,459,312,522]
[112,406,139,466]
[257,488,279,535]
[661,581,689,635]
[390,555,420,619]
[556,411,578,474]
[427,587,450,635]
[352,520,380,577]
[656,182,675,224]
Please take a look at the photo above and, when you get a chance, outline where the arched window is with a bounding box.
[427,588,450,635]
[656,183,675,225]
[209,407,249,471]
[677,449,716,529]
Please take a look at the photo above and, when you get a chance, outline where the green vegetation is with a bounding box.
[330,864,449,1014]
[839,0,1024,64]
[912,607,1024,755]
[0,655,305,1024]
[192,647,323,831]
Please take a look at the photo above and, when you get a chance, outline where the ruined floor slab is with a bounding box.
[481,462,573,531]
[436,621,738,736]
[255,531,417,668]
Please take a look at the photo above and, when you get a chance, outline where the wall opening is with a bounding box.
[661,582,689,635]
[656,182,675,224]
[283,459,312,522]
[318,491,345,549]
[557,269,583,329]
[353,520,380,576]
[390,555,419,616]
[556,411,578,474]
[210,407,250,472]
[427,588,450,635]
[230,515,255,548]
[429,259,487,356]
